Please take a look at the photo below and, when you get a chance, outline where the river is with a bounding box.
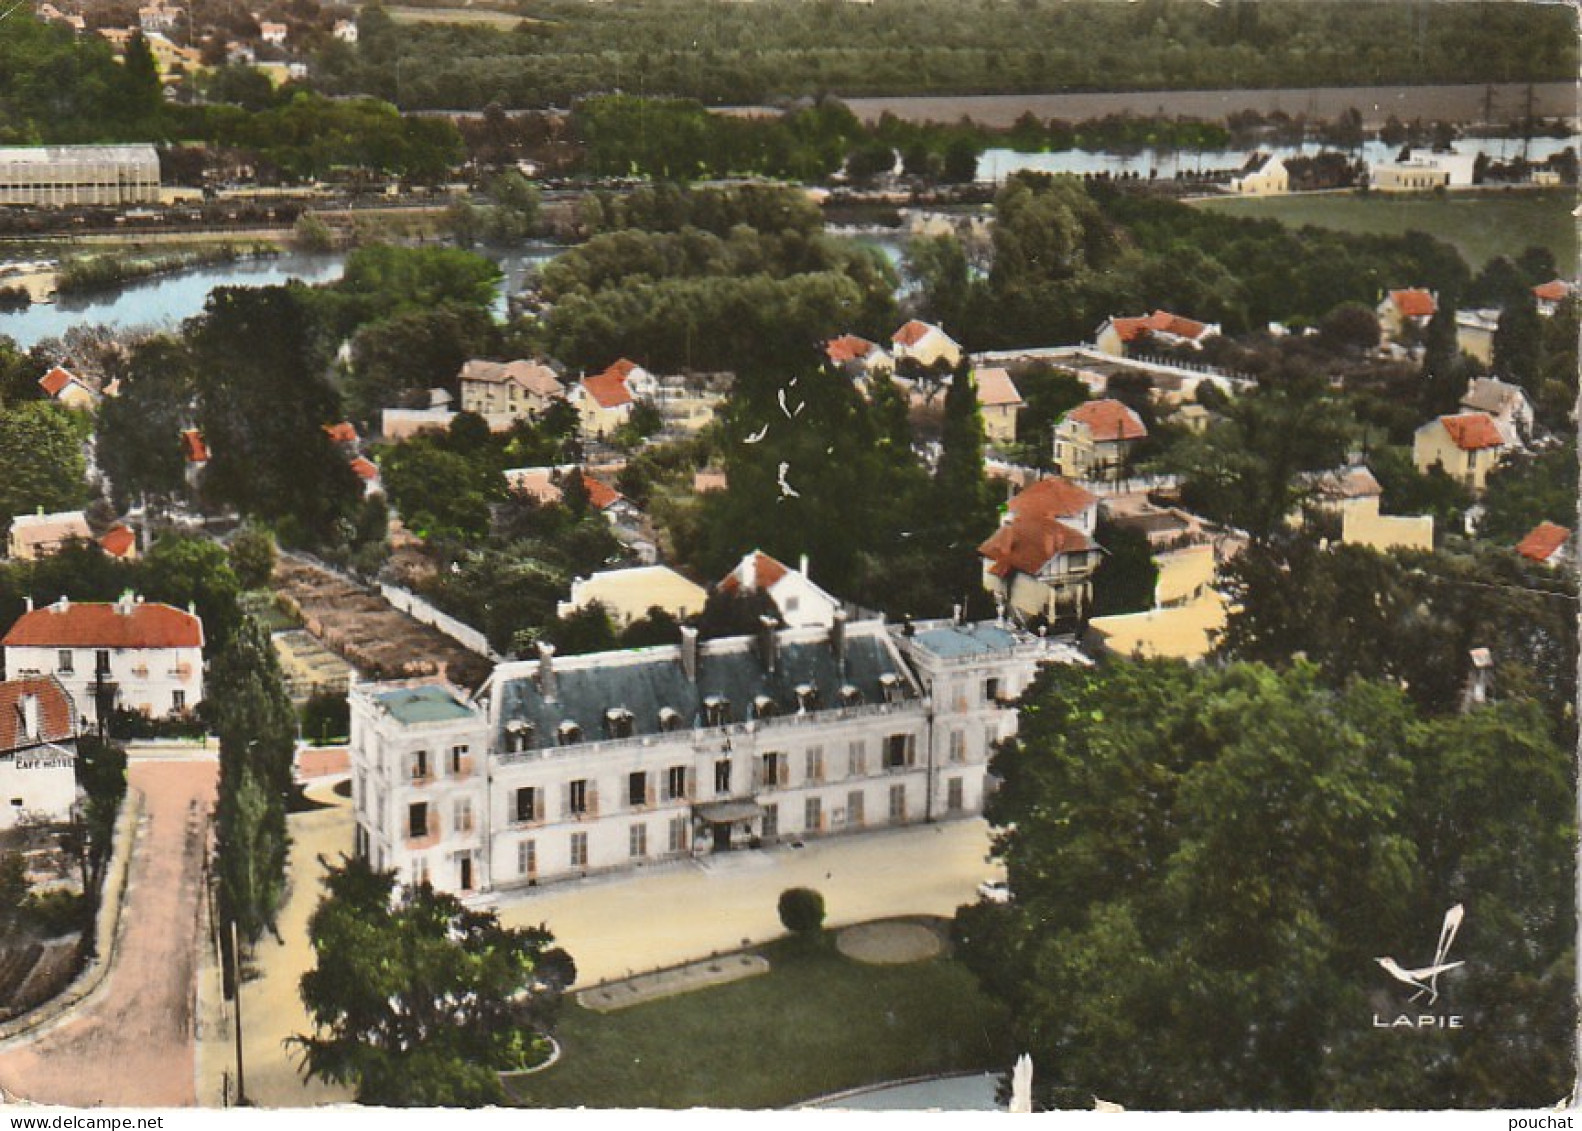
[0,247,562,350]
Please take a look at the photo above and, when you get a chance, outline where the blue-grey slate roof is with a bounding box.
[376,684,476,726]
[909,622,1023,660]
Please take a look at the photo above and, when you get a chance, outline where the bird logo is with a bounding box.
[1376,904,1465,1005]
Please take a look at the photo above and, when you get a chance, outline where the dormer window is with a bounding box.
[838,684,863,707]
[752,694,777,720]
[703,695,730,727]
[557,720,582,746]
[658,707,684,732]
[794,683,819,712]
[606,707,635,739]
[506,720,535,753]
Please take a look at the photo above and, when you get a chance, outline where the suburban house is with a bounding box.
[381,408,455,442]
[557,565,709,626]
[1094,310,1220,357]
[1516,522,1572,569]
[1101,501,1219,609]
[1053,398,1148,482]
[0,676,80,829]
[332,17,358,41]
[1533,279,1574,317]
[1453,309,1501,364]
[1460,377,1535,446]
[890,321,962,370]
[504,467,638,526]
[974,367,1024,445]
[1369,158,1452,192]
[569,365,637,438]
[180,428,208,493]
[1302,465,1384,519]
[7,511,92,561]
[346,613,1077,893]
[349,456,382,496]
[1,594,204,727]
[825,334,894,383]
[1411,412,1509,494]
[323,421,359,447]
[457,358,564,425]
[1377,289,1437,340]
[1229,153,1288,195]
[718,550,842,629]
[38,365,96,410]
[1341,497,1435,553]
[259,20,287,44]
[978,476,1101,621]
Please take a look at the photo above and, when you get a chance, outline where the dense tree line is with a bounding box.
[959,658,1573,1109]
[307,0,1575,111]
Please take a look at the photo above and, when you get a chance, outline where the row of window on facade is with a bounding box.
[406,778,972,889]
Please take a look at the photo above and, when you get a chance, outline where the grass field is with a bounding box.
[505,932,1012,1110]
[1192,188,1577,270]
[386,5,532,26]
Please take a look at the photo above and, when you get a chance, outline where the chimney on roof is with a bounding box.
[952,602,963,626]
[799,553,810,580]
[53,596,68,614]
[1462,647,1494,712]
[116,590,134,616]
[17,695,38,741]
[757,615,779,674]
[830,608,847,671]
[537,641,557,702]
[23,596,32,614]
[679,625,699,683]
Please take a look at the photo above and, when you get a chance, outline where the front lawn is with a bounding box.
[506,928,1011,1109]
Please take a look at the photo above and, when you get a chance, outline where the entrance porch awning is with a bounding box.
[694,800,764,823]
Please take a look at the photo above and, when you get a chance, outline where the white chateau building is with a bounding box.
[349,615,1081,894]
[2,595,204,727]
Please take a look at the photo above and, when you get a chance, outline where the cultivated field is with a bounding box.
[386,5,531,26]
[1192,188,1578,270]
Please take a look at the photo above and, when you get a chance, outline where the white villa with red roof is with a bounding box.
[1412,411,1509,495]
[38,365,97,410]
[825,334,894,382]
[1377,288,1438,340]
[890,320,962,370]
[2,594,203,727]
[0,676,80,828]
[1094,311,1220,357]
[1532,279,1574,317]
[1054,398,1148,482]
[978,477,1101,620]
[570,360,646,438]
[719,550,841,629]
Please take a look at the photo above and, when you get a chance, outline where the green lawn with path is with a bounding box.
[505,930,1011,1109]
[1192,188,1577,270]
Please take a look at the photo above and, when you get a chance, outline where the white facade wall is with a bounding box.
[0,746,77,828]
[4,643,202,726]
[0,146,161,207]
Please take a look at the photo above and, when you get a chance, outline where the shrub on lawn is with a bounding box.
[778,887,825,936]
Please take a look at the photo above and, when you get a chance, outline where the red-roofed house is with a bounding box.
[348,456,382,497]
[1054,399,1149,482]
[0,676,80,828]
[974,367,1024,445]
[2,594,203,726]
[1095,311,1221,357]
[1412,411,1510,494]
[98,524,139,561]
[181,429,209,465]
[1533,279,1574,316]
[1377,289,1438,339]
[571,365,639,438]
[825,334,894,383]
[718,549,840,629]
[323,421,359,446]
[1516,521,1572,568]
[504,466,638,525]
[38,365,97,410]
[890,321,962,370]
[980,477,1100,621]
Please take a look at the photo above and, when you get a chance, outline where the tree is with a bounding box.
[136,534,244,646]
[777,887,825,936]
[1492,292,1543,394]
[0,403,89,542]
[942,136,980,184]
[959,659,1573,1110]
[295,855,564,1107]
[1418,300,1463,416]
[94,335,196,507]
[228,524,278,590]
[1089,518,1157,616]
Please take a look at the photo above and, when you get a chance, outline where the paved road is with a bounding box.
[0,759,217,1107]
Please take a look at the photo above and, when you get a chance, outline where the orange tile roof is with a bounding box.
[1389,289,1437,318]
[583,473,622,511]
[825,335,878,364]
[1533,279,1572,302]
[1109,311,1211,343]
[974,367,1023,408]
[1516,521,1571,563]
[323,422,359,444]
[1067,398,1147,441]
[719,551,790,595]
[604,358,639,379]
[892,320,936,348]
[98,525,136,558]
[38,366,77,397]
[1438,412,1504,451]
[979,516,1093,578]
[0,676,76,754]
[3,601,203,650]
[349,456,379,481]
[582,369,634,410]
[180,429,209,463]
[1006,477,1097,523]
